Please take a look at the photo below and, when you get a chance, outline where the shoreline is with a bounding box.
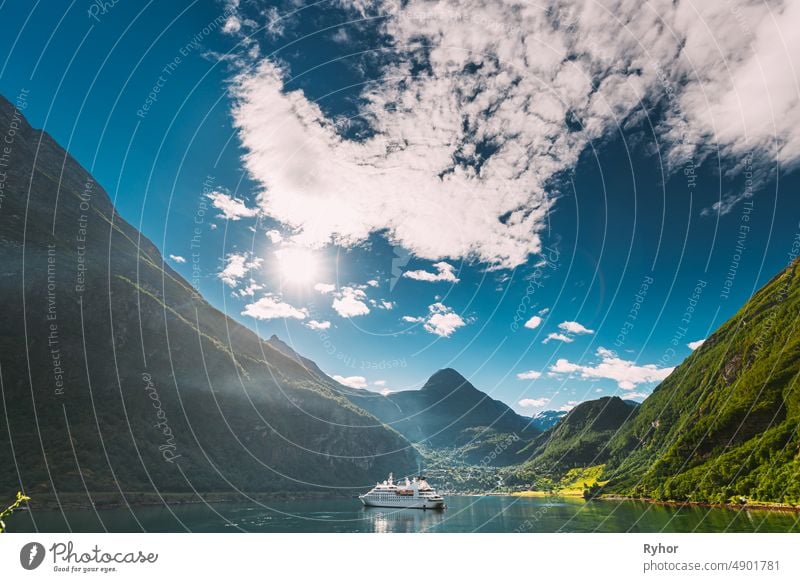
[14,490,800,514]
[12,490,356,512]
[597,494,800,513]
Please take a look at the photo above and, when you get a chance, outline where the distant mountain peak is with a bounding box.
[422,368,471,391]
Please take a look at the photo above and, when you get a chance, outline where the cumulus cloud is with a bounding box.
[549,347,674,390]
[543,332,573,344]
[519,397,548,408]
[373,380,387,386]
[230,58,550,268]
[687,339,706,350]
[218,252,262,287]
[168,254,186,264]
[313,282,336,294]
[333,375,368,389]
[403,261,460,283]
[242,294,308,320]
[332,286,370,317]
[229,0,800,264]
[265,229,283,244]
[305,319,331,330]
[206,190,259,221]
[558,321,594,335]
[516,370,542,380]
[235,279,264,298]
[403,302,467,337]
[523,316,542,330]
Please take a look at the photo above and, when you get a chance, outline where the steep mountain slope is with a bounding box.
[343,368,540,464]
[604,259,800,504]
[0,95,417,501]
[520,397,637,471]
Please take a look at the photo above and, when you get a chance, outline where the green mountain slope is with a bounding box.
[520,396,637,472]
[604,259,800,504]
[0,95,417,500]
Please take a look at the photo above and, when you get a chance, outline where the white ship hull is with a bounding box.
[360,474,446,510]
[360,496,446,510]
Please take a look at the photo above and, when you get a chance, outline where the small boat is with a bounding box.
[359,473,446,510]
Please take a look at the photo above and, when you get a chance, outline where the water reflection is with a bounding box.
[363,507,446,533]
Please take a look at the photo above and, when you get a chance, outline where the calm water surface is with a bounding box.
[8,496,799,533]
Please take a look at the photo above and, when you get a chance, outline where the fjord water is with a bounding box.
[9,496,798,533]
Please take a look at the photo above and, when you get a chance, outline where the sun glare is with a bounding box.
[275,247,320,285]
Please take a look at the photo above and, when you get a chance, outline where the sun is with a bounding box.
[274,247,320,285]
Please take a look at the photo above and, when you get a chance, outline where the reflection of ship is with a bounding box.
[359,473,446,509]
[364,507,445,533]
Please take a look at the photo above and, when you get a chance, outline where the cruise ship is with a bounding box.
[359,473,446,510]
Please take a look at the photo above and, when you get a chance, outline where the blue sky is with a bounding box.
[2,0,799,416]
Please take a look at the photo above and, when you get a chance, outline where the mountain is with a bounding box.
[342,368,540,465]
[528,410,567,432]
[603,259,800,504]
[520,397,636,471]
[0,95,418,501]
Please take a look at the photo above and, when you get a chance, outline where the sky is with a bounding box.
[1,0,799,416]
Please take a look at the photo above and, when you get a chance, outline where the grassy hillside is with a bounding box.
[604,259,800,504]
[517,396,636,472]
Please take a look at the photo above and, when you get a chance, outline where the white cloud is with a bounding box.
[332,286,370,318]
[305,319,331,331]
[229,0,800,263]
[516,370,542,380]
[230,59,551,269]
[373,380,387,387]
[519,398,548,409]
[235,279,264,298]
[523,316,542,330]
[313,282,336,294]
[366,279,379,287]
[625,391,650,400]
[265,229,283,244]
[558,321,594,335]
[687,339,706,351]
[378,300,394,310]
[241,294,308,320]
[333,375,368,389]
[549,347,674,390]
[206,190,259,221]
[221,15,241,35]
[168,254,186,264]
[543,332,573,344]
[380,388,392,396]
[404,302,467,338]
[218,252,262,287]
[403,261,460,283]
